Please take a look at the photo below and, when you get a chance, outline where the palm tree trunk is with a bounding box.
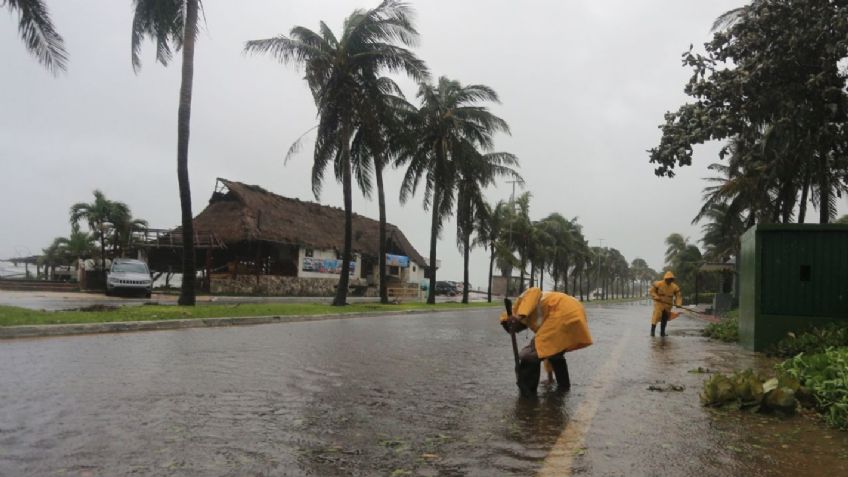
[176,0,199,306]
[100,226,107,293]
[333,136,354,306]
[553,265,559,292]
[519,258,526,293]
[818,157,831,224]
[529,261,536,288]
[798,168,811,223]
[571,272,577,297]
[427,186,439,305]
[376,160,388,304]
[462,232,470,304]
[487,246,495,303]
[539,261,545,291]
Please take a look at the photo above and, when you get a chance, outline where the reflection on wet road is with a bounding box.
[1,303,846,476]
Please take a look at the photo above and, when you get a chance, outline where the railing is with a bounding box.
[129,228,226,250]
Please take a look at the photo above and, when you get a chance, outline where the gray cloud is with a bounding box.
[2,1,843,287]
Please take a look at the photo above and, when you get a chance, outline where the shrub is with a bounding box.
[778,347,848,430]
[768,323,848,358]
[703,313,739,342]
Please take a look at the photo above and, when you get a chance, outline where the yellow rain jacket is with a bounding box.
[650,271,682,324]
[499,288,593,359]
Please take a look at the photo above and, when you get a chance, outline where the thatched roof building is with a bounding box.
[196,178,426,266]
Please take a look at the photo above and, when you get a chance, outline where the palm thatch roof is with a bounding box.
[192,179,427,266]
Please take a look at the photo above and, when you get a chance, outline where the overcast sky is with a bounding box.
[2,1,845,288]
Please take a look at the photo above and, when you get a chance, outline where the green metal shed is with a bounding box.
[739,224,848,351]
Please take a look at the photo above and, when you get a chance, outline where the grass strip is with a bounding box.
[0,301,498,327]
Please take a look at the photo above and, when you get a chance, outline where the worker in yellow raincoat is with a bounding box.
[650,271,683,337]
[500,287,593,396]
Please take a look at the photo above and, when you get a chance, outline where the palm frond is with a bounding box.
[6,0,68,74]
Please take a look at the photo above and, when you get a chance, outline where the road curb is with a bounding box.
[0,306,496,340]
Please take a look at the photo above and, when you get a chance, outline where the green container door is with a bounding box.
[739,224,848,351]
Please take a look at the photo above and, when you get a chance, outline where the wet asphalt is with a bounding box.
[0,302,846,476]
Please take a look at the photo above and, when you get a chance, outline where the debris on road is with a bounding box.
[647,382,686,392]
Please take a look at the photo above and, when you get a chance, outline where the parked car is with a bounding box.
[435,281,458,296]
[106,258,153,298]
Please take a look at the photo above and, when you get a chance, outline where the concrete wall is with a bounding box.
[211,275,369,297]
[369,260,425,286]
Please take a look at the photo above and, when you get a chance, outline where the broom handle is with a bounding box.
[505,298,520,368]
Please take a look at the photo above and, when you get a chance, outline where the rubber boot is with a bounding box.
[548,355,571,391]
[650,324,656,337]
[516,360,540,398]
[660,313,668,337]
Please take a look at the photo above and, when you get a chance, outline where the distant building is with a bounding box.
[148,178,429,296]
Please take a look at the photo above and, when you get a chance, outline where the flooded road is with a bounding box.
[1,303,845,476]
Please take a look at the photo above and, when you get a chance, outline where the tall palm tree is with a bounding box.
[455,146,520,303]
[3,0,67,73]
[246,0,428,306]
[351,78,417,304]
[399,76,510,303]
[131,0,202,305]
[474,201,511,302]
[70,190,130,290]
[510,192,532,293]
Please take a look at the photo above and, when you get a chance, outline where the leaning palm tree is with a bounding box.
[131,0,201,305]
[455,145,520,303]
[3,0,67,73]
[400,77,511,303]
[70,190,130,290]
[246,0,428,306]
[664,233,688,268]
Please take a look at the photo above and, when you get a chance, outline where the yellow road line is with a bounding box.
[537,332,632,477]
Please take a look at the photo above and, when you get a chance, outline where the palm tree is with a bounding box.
[131,0,202,305]
[113,214,149,257]
[350,78,417,304]
[510,192,532,293]
[38,237,64,280]
[455,146,520,303]
[664,233,687,267]
[399,77,510,303]
[537,213,577,293]
[246,0,428,306]
[474,201,499,302]
[3,0,67,73]
[57,229,96,262]
[70,191,130,290]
